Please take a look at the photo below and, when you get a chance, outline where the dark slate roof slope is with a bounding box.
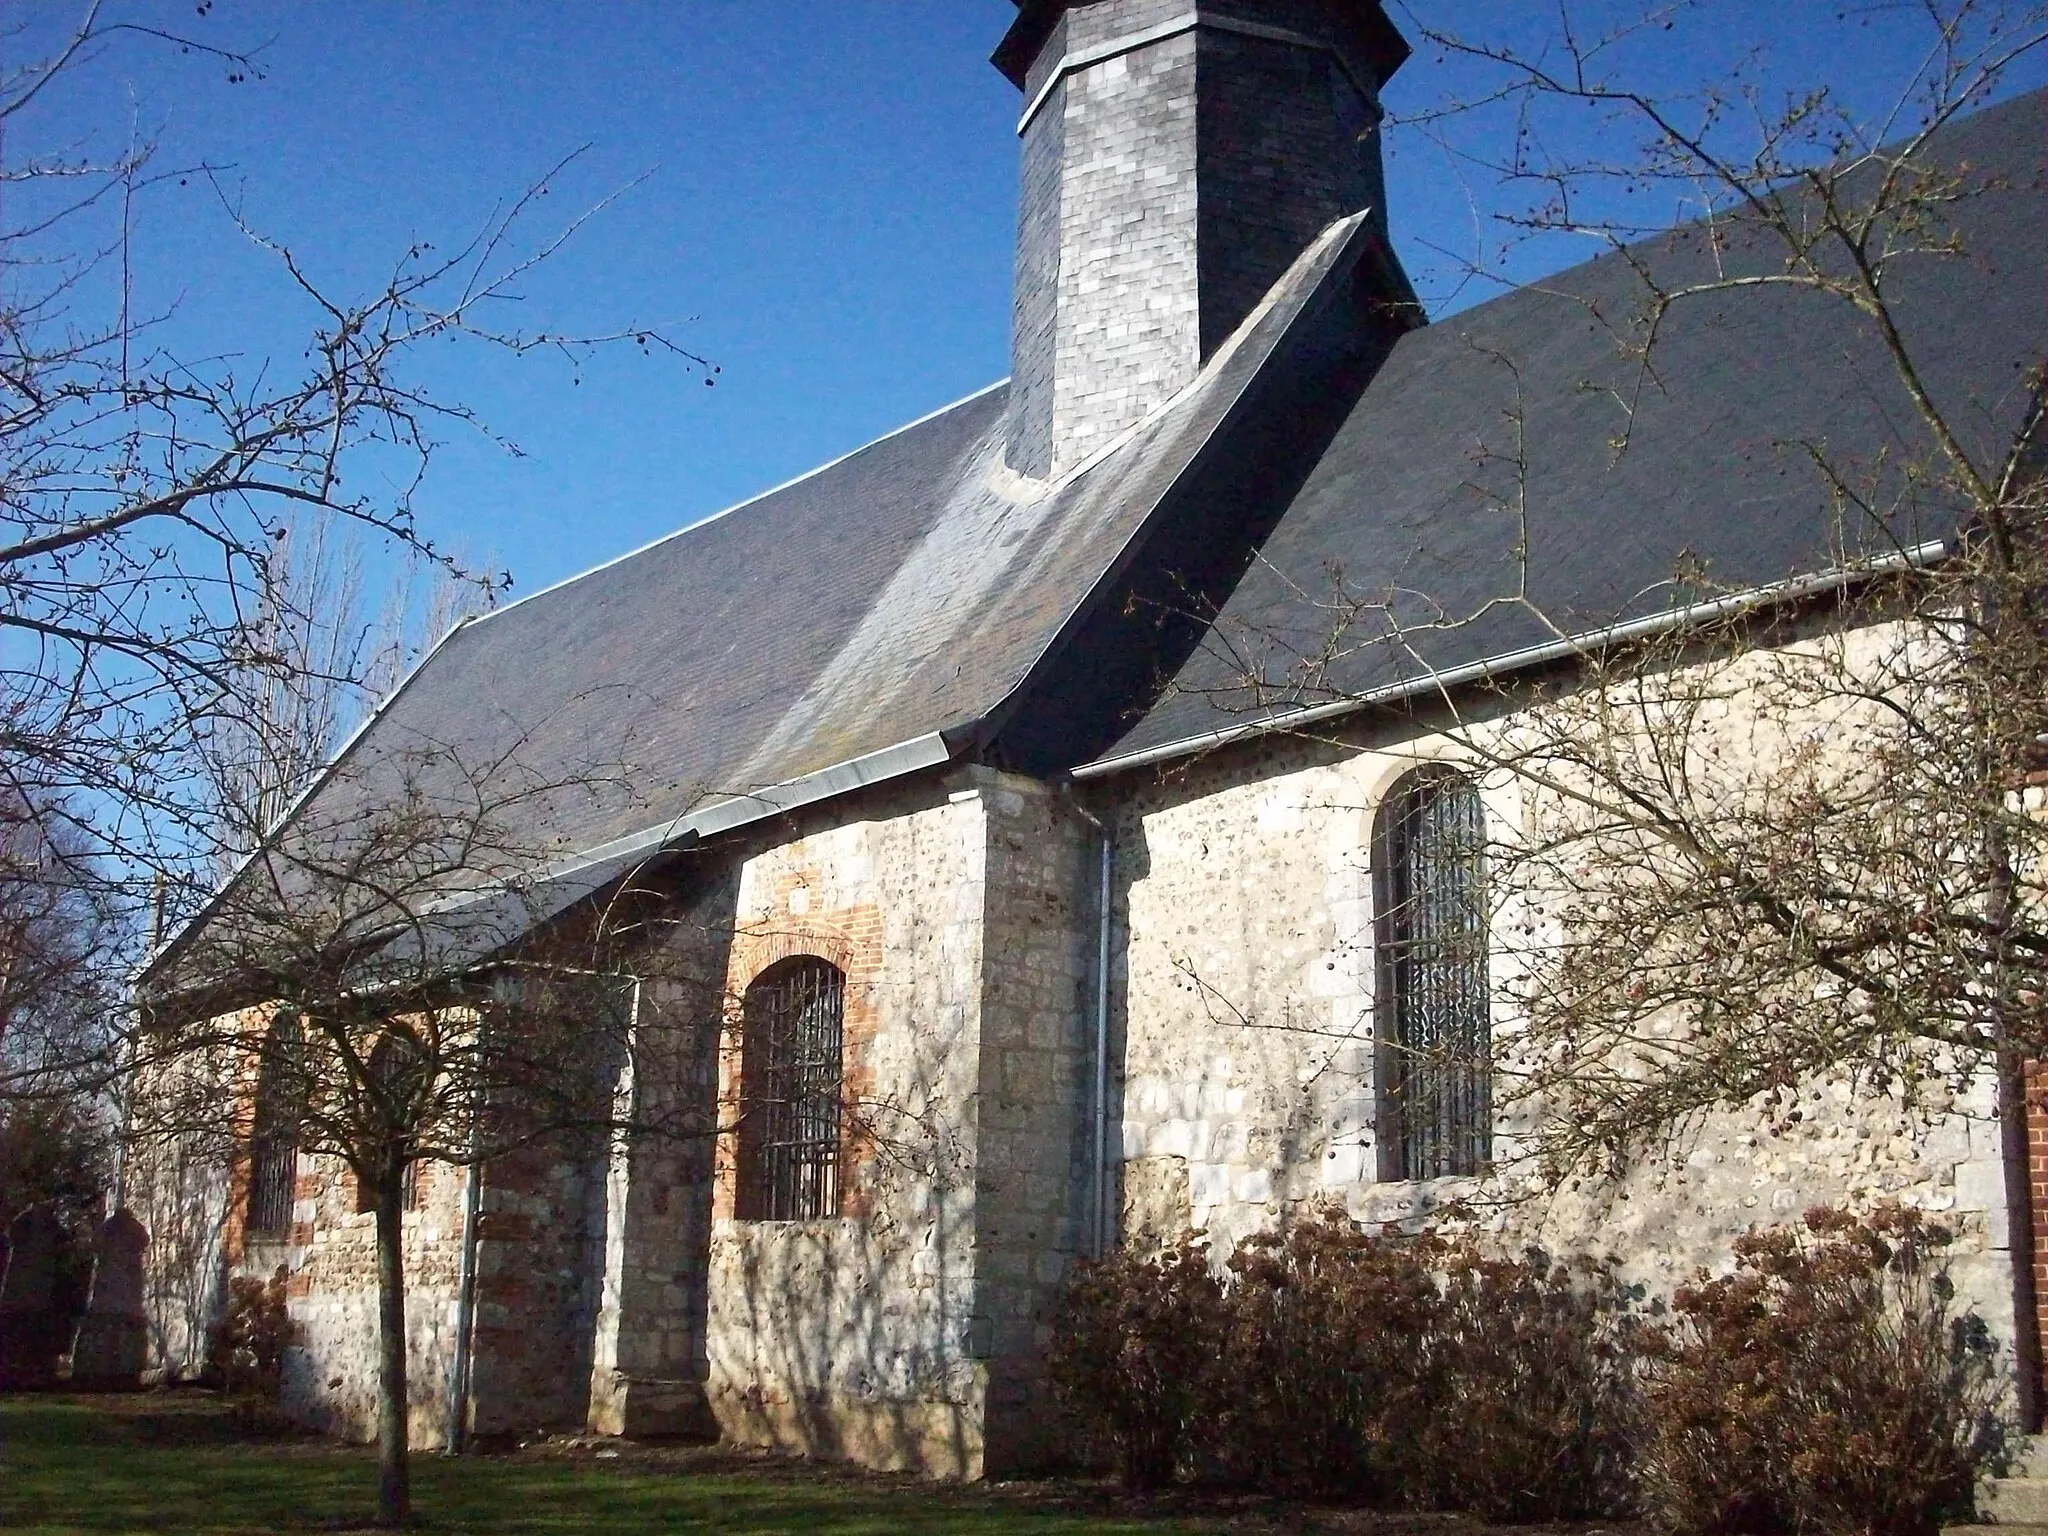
[1098,86,2048,766]
[225,206,1397,917]
[297,383,1008,861]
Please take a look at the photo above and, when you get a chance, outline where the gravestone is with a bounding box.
[70,1210,150,1390]
[0,1208,65,1388]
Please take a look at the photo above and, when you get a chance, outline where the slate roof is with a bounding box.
[152,84,2046,986]
[185,210,1399,939]
[1093,87,2048,767]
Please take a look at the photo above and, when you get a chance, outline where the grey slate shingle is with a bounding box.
[1098,86,2048,763]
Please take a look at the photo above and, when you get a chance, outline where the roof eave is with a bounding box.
[1068,539,1954,781]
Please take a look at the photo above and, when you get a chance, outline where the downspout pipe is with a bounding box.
[1064,792,1115,1258]
[1998,1049,2042,1432]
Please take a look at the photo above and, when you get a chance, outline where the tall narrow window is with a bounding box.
[736,958,845,1221]
[356,1029,428,1216]
[247,1016,302,1237]
[1374,770,1491,1181]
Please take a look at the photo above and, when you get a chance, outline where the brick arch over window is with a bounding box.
[246,1014,302,1237]
[354,1030,429,1215]
[1373,767,1492,1182]
[735,956,847,1222]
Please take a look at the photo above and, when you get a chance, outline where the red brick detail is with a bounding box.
[715,881,885,1222]
[2027,1060,2048,1407]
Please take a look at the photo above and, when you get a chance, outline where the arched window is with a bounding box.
[247,1016,302,1236]
[736,957,846,1221]
[1373,769,1491,1181]
[356,1029,429,1215]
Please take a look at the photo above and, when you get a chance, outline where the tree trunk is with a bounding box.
[373,1169,411,1527]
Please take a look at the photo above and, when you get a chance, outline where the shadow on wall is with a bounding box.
[708,938,982,1478]
[133,1140,234,1383]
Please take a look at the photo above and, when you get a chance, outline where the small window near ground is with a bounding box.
[736,957,846,1221]
[1374,769,1492,1181]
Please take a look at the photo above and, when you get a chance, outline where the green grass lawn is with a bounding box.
[0,1395,1215,1536]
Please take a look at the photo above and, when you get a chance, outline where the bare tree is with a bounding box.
[0,792,119,1102]
[130,718,959,1524]
[202,509,498,870]
[0,3,710,903]
[133,733,699,1526]
[1176,0,2046,1300]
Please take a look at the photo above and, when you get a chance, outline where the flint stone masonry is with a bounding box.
[1108,712,2016,1359]
[586,889,729,1443]
[262,1157,469,1447]
[132,1129,234,1384]
[1006,0,1391,476]
[694,769,1091,1477]
[127,768,1093,1475]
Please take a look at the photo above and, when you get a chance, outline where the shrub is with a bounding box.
[1046,1238,1225,1488]
[1636,1204,2005,1536]
[207,1266,296,1409]
[1050,1209,1638,1518]
[1212,1212,1447,1499]
[1423,1243,1639,1521]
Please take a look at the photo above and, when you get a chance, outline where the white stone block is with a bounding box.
[1235,1169,1273,1204]
[1189,1163,1231,1209]
[1954,1156,2005,1213]
[1321,1143,1366,1189]
[1208,1123,1248,1163]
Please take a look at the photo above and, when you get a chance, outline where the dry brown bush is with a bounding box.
[1637,1204,2005,1536]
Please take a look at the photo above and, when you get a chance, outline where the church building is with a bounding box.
[138,0,2048,1479]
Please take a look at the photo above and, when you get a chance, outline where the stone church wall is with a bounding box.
[257,1132,604,1448]
[692,769,1091,1478]
[586,876,734,1442]
[1107,695,2017,1359]
[132,1004,616,1447]
[971,776,1093,1473]
[263,1155,468,1447]
[131,1123,234,1382]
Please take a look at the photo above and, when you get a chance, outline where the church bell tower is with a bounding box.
[995,0,1409,478]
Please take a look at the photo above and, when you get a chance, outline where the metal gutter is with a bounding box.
[1070,539,1952,780]
[146,729,969,1008]
[318,731,969,970]
[444,1121,484,1455]
[423,728,963,918]
[1062,792,1116,1258]
[682,731,958,841]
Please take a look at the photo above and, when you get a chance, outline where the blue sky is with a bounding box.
[14,1,2045,606]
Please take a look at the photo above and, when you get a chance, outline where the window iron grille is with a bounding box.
[248,1126,296,1235]
[1374,771,1492,1182]
[737,958,846,1222]
[247,1018,301,1236]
